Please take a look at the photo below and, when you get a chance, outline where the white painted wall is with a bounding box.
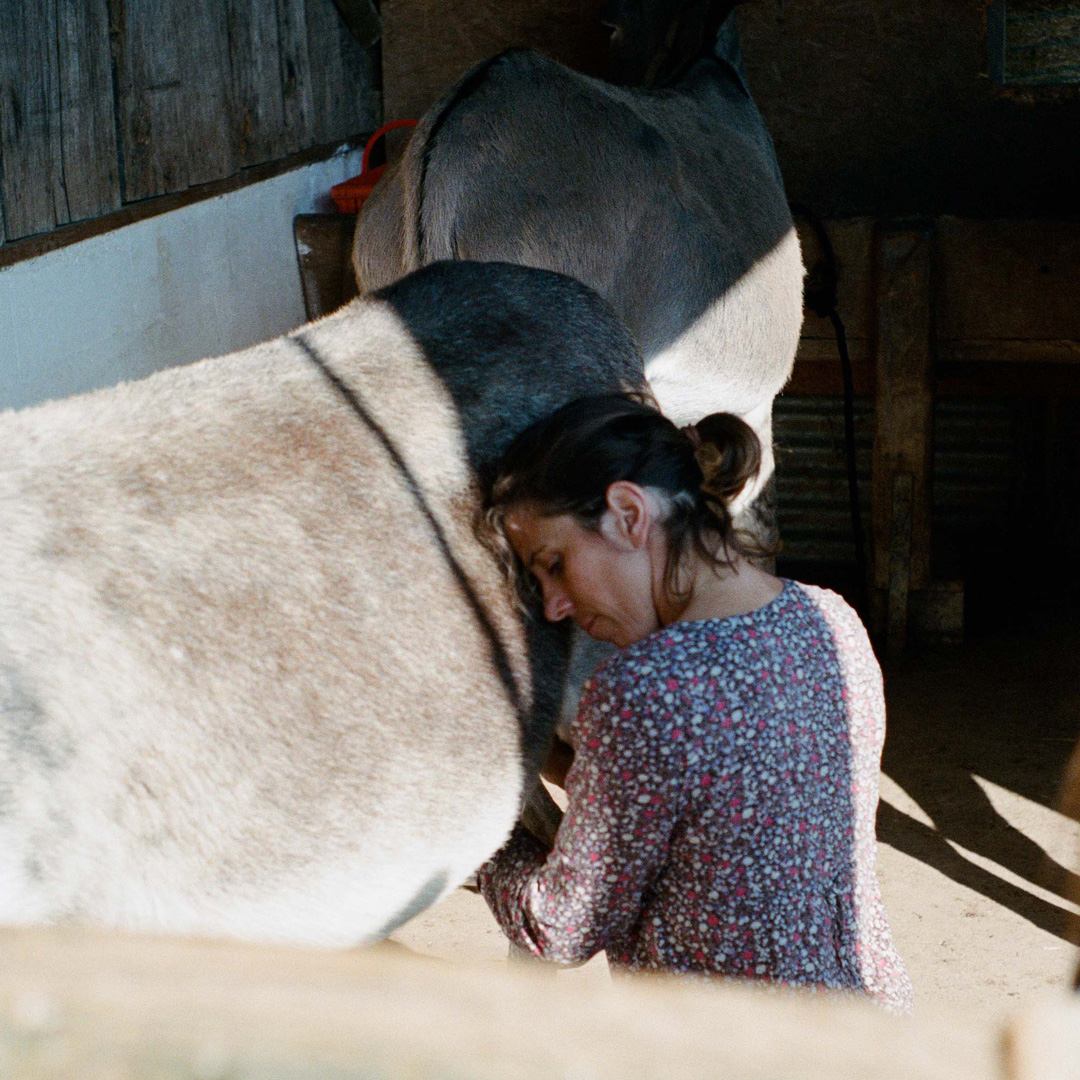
[0,146,365,412]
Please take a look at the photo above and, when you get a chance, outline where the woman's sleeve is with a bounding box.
[477,666,685,965]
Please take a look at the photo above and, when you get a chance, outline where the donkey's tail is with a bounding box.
[402,51,523,269]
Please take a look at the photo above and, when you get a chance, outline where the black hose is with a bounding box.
[789,203,869,617]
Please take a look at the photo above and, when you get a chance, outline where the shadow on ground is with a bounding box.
[877,619,1080,942]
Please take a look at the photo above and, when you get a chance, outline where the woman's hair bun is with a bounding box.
[688,412,762,505]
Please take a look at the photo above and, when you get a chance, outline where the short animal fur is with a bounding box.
[353,9,804,519]
[0,261,645,945]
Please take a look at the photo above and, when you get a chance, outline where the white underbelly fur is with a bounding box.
[644,226,804,513]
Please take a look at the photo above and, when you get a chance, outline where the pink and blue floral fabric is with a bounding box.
[478,579,914,1013]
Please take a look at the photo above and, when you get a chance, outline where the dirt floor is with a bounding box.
[391,619,1080,1018]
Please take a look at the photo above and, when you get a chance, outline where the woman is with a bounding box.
[478,394,913,1013]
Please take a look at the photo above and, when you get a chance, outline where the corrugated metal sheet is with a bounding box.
[931,400,1021,530]
[773,396,873,565]
[773,396,1025,569]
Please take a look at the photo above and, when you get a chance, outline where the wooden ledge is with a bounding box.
[0,926,1028,1080]
[0,135,370,272]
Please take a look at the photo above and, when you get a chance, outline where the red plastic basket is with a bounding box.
[331,119,418,213]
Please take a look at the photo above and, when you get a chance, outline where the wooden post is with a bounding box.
[870,223,935,649]
[886,472,915,656]
[294,214,360,321]
[0,926,1015,1079]
[1003,1001,1080,1080]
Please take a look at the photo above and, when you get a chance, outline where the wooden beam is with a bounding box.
[886,472,915,656]
[0,135,368,271]
[870,224,935,634]
[294,213,359,320]
[0,926,1013,1080]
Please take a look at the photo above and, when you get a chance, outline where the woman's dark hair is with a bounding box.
[485,393,772,605]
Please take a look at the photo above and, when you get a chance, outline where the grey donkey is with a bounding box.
[0,261,645,945]
[352,1,804,532]
[354,2,803,733]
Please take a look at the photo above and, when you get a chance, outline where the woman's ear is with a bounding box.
[603,481,652,550]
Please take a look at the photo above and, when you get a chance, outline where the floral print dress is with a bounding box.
[478,579,914,1013]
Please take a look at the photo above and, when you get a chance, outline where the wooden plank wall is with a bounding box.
[988,0,1080,85]
[381,0,607,126]
[0,0,379,247]
[790,217,1080,398]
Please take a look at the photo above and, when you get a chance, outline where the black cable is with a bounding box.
[830,307,869,616]
[789,203,869,617]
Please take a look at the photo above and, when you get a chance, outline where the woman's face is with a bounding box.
[503,487,666,648]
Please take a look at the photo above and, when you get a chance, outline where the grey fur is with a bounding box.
[353,25,803,754]
[353,20,804,516]
[0,667,72,772]
[0,261,645,945]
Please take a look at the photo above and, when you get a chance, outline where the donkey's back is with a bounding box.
[0,260,643,945]
[354,26,804,511]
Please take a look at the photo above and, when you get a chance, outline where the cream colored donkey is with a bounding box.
[0,261,644,945]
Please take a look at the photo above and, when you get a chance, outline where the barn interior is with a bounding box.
[372,0,1080,1012]
[1,0,1079,1071]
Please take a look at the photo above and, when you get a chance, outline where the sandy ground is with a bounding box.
[391,621,1080,1017]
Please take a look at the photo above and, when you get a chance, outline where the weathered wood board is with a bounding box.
[788,217,1080,399]
[294,212,359,320]
[1,925,1053,1080]
[0,0,379,246]
[988,0,1080,85]
[306,0,381,146]
[277,0,318,155]
[56,0,122,225]
[0,1,68,242]
[228,0,291,168]
[111,0,199,200]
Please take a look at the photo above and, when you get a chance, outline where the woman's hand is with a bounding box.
[541,735,575,789]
